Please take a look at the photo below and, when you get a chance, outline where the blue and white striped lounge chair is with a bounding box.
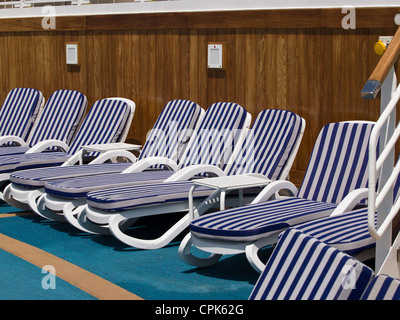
[0,89,87,156]
[1,97,135,207]
[249,228,400,300]
[179,121,375,272]
[81,108,304,250]
[288,162,400,262]
[5,99,203,219]
[0,87,44,148]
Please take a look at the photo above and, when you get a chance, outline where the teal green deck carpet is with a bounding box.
[0,204,262,300]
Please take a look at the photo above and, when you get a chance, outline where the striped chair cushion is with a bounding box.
[26,90,87,148]
[138,99,202,164]
[0,152,71,173]
[86,180,213,211]
[178,102,248,171]
[291,208,374,255]
[66,98,131,155]
[10,163,133,188]
[361,275,400,300]
[226,109,302,180]
[190,198,337,241]
[0,99,131,174]
[0,88,42,141]
[298,122,373,204]
[45,170,175,199]
[249,229,374,300]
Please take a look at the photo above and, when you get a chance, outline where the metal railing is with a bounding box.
[368,80,400,239]
[362,26,400,271]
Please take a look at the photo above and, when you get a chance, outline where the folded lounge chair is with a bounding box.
[179,121,375,272]
[5,99,203,218]
[0,87,44,148]
[0,89,87,156]
[249,228,400,300]
[1,97,136,208]
[80,108,304,249]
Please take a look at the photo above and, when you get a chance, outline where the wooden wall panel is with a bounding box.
[0,9,399,183]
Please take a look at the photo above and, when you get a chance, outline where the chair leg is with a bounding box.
[178,233,222,267]
[245,237,276,273]
[3,184,31,211]
[64,203,98,233]
[109,212,190,249]
[33,194,67,222]
[75,207,113,235]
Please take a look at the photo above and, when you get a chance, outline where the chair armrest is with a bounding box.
[89,150,137,164]
[121,156,179,173]
[25,139,69,153]
[251,180,299,204]
[164,164,226,182]
[0,135,27,146]
[330,188,368,216]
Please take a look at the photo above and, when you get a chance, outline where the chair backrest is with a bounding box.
[138,99,203,164]
[178,102,250,172]
[249,229,374,300]
[66,98,134,155]
[226,109,304,179]
[0,88,43,142]
[298,121,374,204]
[26,90,87,148]
[361,274,400,300]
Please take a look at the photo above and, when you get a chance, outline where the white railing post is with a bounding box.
[375,66,397,271]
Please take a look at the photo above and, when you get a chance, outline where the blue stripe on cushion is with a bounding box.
[361,275,400,300]
[27,90,87,148]
[44,170,175,199]
[226,109,302,179]
[190,198,337,241]
[298,122,373,204]
[249,229,374,300]
[0,88,42,141]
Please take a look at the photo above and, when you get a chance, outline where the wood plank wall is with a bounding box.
[0,7,399,183]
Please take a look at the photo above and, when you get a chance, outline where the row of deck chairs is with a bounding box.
[1,87,399,299]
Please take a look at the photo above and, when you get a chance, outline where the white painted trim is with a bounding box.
[0,0,399,19]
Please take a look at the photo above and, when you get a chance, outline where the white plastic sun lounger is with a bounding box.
[179,121,375,272]
[80,108,305,250]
